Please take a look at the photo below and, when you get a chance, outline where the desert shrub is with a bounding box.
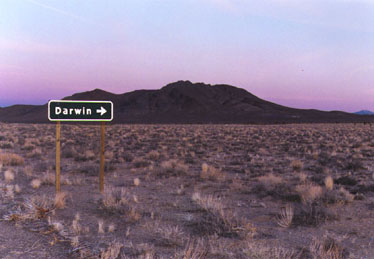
[0,141,14,149]
[147,150,160,161]
[243,241,301,259]
[101,242,123,259]
[84,150,96,160]
[55,192,69,209]
[345,159,364,170]
[4,170,15,182]
[31,179,42,189]
[191,192,253,237]
[200,163,225,181]
[324,175,334,191]
[175,238,208,259]
[158,159,188,177]
[291,160,303,171]
[122,152,133,162]
[62,145,76,158]
[0,153,24,166]
[4,195,56,221]
[100,186,131,214]
[322,187,354,205]
[276,204,294,228]
[296,183,323,204]
[309,236,348,259]
[155,225,185,247]
[335,176,357,186]
[258,173,283,186]
[26,147,42,158]
[132,158,150,168]
[254,174,300,202]
[293,201,337,227]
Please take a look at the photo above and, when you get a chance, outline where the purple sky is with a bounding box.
[1,0,373,112]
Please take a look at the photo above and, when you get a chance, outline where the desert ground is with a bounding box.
[0,123,373,258]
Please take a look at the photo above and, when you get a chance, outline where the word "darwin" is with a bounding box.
[55,107,92,115]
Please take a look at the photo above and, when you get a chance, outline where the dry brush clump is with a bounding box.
[24,195,56,219]
[200,163,225,181]
[254,173,298,201]
[0,153,24,166]
[276,204,294,228]
[100,242,123,259]
[4,169,15,182]
[175,238,208,259]
[296,183,323,204]
[159,159,189,176]
[132,157,150,168]
[154,224,186,247]
[242,241,302,259]
[324,175,334,191]
[31,179,42,189]
[54,192,69,209]
[101,186,130,213]
[191,192,255,237]
[3,195,56,221]
[100,186,141,222]
[309,236,347,259]
[291,159,303,172]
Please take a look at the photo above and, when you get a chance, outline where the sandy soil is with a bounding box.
[0,123,373,258]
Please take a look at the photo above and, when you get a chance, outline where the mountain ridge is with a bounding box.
[354,110,374,115]
[0,81,373,124]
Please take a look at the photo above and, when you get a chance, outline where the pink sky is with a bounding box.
[1,0,373,112]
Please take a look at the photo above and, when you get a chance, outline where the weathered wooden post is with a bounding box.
[48,100,113,193]
[100,121,106,193]
[56,121,61,193]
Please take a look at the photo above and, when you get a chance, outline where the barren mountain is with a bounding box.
[0,81,373,123]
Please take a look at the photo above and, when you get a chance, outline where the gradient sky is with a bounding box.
[0,0,373,111]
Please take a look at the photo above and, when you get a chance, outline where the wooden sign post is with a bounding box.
[48,100,113,193]
[56,121,61,192]
[100,122,105,192]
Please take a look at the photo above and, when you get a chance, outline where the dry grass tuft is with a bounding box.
[243,241,301,259]
[24,166,33,177]
[15,184,21,193]
[309,236,346,259]
[178,238,208,259]
[134,177,140,186]
[132,157,149,168]
[41,172,55,185]
[156,225,185,247]
[24,195,55,219]
[276,204,294,228]
[98,220,105,234]
[101,186,130,213]
[147,150,160,161]
[4,169,15,182]
[31,179,42,189]
[338,187,354,204]
[192,192,250,236]
[296,183,323,204]
[298,172,308,183]
[291,159,303,171]
[258,173,283,186]
[54,192,68,209]
[325,175,334,191]
[161,159,188,175]
[0,153,24,166]
[72,213,82,235]
[101,242,123,259]
[5,185,14,199]
[200,163,225,181]
[108,223,116,233]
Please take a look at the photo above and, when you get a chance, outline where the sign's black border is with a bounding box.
[48,100,114,122]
